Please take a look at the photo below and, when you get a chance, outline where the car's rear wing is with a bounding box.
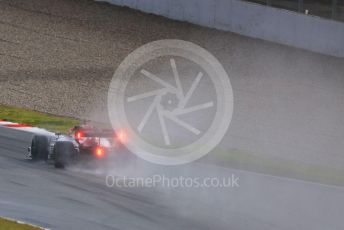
[84,130,116,138]
[74,128,116,138]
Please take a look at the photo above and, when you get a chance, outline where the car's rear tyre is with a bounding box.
[54,142,77,169]
[31,135,49,161]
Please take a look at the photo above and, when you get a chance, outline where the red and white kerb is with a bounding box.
[0,120,53,135]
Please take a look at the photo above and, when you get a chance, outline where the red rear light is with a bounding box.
[75,131,83,140]
[95,146,104,158]
[116,130,127,144]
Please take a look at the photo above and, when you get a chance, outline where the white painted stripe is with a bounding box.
[16,127,54,135]
[0,121,18,126]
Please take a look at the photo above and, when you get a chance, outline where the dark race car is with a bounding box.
[28,123,126,168]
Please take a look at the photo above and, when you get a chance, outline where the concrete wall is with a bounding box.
[98,0,344,58]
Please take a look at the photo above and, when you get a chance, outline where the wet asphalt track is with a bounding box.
[1,126,344,230]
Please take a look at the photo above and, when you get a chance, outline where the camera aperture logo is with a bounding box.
[108,40,233,165]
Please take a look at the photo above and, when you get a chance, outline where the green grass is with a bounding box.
[0,217,41,230]
[0,104,79,134]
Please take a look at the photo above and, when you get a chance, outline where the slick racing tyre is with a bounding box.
[54,142,77,169]
[31,135,49,161]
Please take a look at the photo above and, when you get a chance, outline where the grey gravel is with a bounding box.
[1,0,338,119]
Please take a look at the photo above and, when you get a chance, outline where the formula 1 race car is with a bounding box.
[28,123,126,168]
